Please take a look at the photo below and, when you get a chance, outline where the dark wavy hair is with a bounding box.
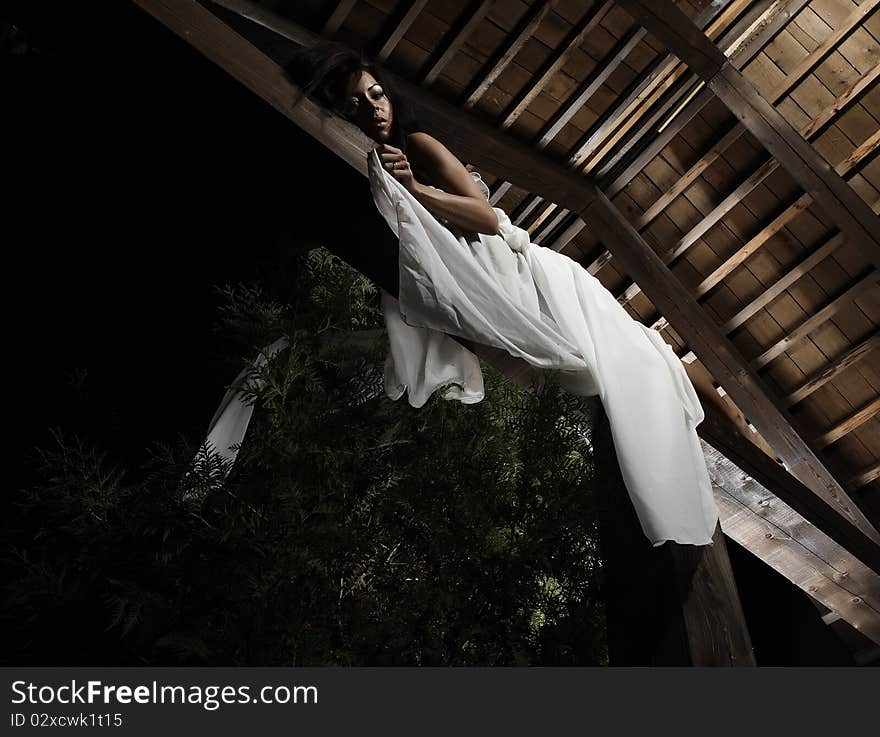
[282,41,421,154]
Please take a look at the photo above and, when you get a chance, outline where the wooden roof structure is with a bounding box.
[131,0,880,662]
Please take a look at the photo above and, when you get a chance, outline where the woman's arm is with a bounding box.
[380,133,501,236]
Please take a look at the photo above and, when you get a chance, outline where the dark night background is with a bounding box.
[3,0,869,665]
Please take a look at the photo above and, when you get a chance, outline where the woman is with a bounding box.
[202,42,721,548]
[284,42,501,238]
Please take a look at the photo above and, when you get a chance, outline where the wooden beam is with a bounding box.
[616,0,880,270]
[419,0,494,86]
[498,1,614,131]
[491,26,647,209]
[708,452,880,643]
[599,0,805,193]
[814,397,880,450]
[698,397,880,578]
[579,190,877,543]
[587,397,755,665]
[137,0,880,548]
[461,0,558,111]
[849,462,880,492]
[375,0,428,63]
[677,62,878,260]
[613,68,880,312]
[502,0,749,220]
[322,0,356,37]
[782,331,880,408]
[720,232,846,334]
[546,0,811,253]
[750,270,879,370]
[694,129,880,300]
[636,0,880,232]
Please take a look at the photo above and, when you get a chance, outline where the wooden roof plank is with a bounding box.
[720,232,846,334]
[613,65,880,311]
[546,0,811,253]
[695,128,880,299]
[617,0,880,271]
[498,0,615,130]
[322,0,356,37]
[814,397,880,450]
[143,0,880,551]
[375,0,429,63]
[849,461,880,491]
[782,330,880,408]
[750,270,880,370]
[494,26,648,215]
[419,0,494,86]
[462,0,558,112]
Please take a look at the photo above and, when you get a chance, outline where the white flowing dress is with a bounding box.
[369,148,719,548]
[197,148,720,548]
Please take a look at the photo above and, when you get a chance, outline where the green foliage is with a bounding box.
[2,248,607,665]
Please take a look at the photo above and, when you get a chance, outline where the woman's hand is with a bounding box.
[377,143,418,193]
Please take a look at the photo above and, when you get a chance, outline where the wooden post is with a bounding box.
[586,396,755,666]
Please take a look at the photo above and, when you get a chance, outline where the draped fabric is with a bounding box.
[369,148,719,548]
[197,147,720,548]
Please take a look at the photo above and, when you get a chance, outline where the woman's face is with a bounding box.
[343,70,394,142]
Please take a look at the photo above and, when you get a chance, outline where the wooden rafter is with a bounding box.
[614,65,880,313]
[697,399,880,641]
[720,232,846,334]
[375,0,427,63]
[782,331,880,408]
[322,0,355,37]
[750,271,879,370]
[616,0,880,271]
[636,0,880,232]
[814,398,880,450]
[152,0,880,549]
[693,129,880,300]
[462,0,558,112]
[419,0,494,86]
[498,1,615,131]
[548,0,809,254]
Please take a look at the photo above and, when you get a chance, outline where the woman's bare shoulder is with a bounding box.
[406,132,452,162]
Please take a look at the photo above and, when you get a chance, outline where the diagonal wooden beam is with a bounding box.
[322,0,356,37]
[750,271,880,370]
[497,1,614,131]
[720,232,846,334]
[616,0,880,271]
[375,0,428,63]
[694,130,880,300]
[546,0,810,254]
[814,397,880,450]
[614,65,880,312]
[147,0,880,549]
[461,0,558,112]
[637,0,879,232]
[782,330,880,408]
[419,0,494,86]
